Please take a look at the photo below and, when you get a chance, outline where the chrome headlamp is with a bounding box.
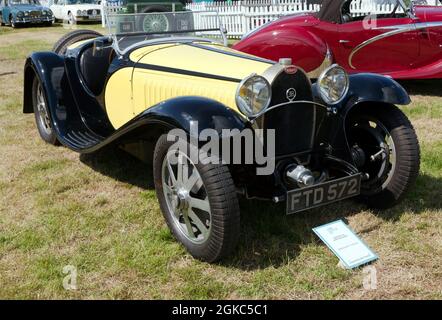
[17,11,24,17]
[76,9,81,16]
[317,64,349,105]
[235,74,272,118]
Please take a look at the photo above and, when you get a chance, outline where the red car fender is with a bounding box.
[233,25,330,77]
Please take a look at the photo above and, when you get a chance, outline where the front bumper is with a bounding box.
[75,15,101,21]
[15,17,54,24]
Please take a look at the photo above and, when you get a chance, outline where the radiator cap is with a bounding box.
[279,58,292,66]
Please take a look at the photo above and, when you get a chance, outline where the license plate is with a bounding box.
[286,174,361,214]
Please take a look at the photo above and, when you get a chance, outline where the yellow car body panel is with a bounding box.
[104,67,133,129]
[105,43,273,129]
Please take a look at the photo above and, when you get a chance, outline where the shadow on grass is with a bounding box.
[398,79,442,97]
[79,146,155,190]
[79,148,441,270]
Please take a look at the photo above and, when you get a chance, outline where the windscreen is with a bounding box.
[106,11,226,54]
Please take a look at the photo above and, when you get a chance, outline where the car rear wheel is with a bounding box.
[153,134,240,262]
[347,105,420,209]
[32,77,59,145]
[52,29,103,55]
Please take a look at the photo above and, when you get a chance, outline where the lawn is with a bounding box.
[0,23,441,299]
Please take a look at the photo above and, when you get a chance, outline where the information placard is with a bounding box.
[313,220,378,269]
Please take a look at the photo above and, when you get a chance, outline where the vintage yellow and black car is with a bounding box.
[23,12,420,262]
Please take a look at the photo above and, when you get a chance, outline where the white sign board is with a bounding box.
[313,220,378,269]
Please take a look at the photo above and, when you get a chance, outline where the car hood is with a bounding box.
[10,4,47,11]
[105,41,274,128]
[129,42,273,81]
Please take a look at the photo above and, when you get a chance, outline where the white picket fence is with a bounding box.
[100,0,437,38]
[187,1,320,37]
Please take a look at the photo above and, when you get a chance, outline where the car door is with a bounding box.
[336,0,420,74]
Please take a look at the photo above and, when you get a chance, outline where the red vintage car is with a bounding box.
[233,0,442,79]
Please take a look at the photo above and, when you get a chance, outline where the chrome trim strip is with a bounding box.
[348,21,442,69]
[251,100,330,121]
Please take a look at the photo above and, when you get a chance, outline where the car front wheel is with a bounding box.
[32,77,59,145]
[347,105,420,209]
[10,16,16,28]
[153,134,240,262]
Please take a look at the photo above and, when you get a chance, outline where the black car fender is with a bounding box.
[340,73,411,115]
[23,52,66,115]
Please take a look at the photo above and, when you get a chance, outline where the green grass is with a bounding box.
[0,25,441,299]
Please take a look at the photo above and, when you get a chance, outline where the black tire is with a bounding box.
[153,134,240,262]
[32,76,59,145]
[347,105,420,209]
[52,29,102,55]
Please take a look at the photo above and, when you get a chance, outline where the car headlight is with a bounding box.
[24,11,30,16]
[17,11,24,17]
[42,10,47,15]
[317,64,349,105]
[235,74,272,118]
[77,9,82,16]
[82,10,87,15]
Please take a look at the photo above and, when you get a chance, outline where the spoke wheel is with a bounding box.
[142,13,169,33]
[162,149,211,244]
[154,134,240,262]
[32,77,59,145]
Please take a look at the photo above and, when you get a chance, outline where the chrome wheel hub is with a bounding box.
[162,150,211,244]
